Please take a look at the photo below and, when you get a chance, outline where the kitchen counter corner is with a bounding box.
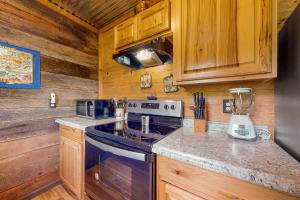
[152,127,300,197]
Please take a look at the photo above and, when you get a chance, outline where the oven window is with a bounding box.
[85,140,152,200]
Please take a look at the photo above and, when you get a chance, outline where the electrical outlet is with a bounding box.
[183,118,194,128]
[223,99,232,114]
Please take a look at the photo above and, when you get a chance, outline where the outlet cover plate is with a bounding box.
[223,99,232,114]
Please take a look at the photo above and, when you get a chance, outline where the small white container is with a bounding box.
[115,108,125,119]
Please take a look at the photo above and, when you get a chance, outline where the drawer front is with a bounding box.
[157,156,299,200]
[60,125,83,143]
[165,182,207,200]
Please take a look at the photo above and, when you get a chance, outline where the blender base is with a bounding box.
[228,114,256,141]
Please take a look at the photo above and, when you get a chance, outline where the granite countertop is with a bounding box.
[55,117,118,130]
[152,127,300,197]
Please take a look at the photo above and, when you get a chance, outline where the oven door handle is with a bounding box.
[85,135,147,162]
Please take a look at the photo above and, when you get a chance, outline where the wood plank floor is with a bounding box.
[32,185,76,200]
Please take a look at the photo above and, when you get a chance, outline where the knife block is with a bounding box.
[194,119,207,133]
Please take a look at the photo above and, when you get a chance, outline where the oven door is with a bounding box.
[85,133,154,200]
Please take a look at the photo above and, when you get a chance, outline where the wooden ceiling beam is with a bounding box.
[37,0,98,33]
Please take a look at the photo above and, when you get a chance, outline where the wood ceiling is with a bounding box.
[278,0,300,30]
[47,0,299,31]
[48,0,139,29]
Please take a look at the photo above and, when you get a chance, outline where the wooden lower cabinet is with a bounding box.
[164,183,206,200]
[59,125,84,199]
[157,155,299,200]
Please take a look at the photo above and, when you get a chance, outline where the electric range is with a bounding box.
[84,100,183,200]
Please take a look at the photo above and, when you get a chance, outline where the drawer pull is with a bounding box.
[174,169,181,175]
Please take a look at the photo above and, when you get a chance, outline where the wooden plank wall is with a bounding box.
[99,28,275,137]
[0,0,98,199]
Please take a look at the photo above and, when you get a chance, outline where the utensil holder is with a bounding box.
[194,119,207,133]
[116,108,125,119]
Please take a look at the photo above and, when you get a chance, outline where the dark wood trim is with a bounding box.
[41,56,98,80]
[0,170,60,200]
[20,180,62,200]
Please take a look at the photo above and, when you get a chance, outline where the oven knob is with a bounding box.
[128,103,132,107]
[164,105,169,110]
[133,103,137,108]
[171,105,176,110]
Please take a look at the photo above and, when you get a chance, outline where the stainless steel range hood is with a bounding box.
[112,35,173,68]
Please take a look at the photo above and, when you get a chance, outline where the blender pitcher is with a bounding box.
[228,88,256,141]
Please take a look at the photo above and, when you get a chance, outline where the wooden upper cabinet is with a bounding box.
[114,17,137,49]
[173,0,277,84]
[114,0,170,50]
[137,0,170,40]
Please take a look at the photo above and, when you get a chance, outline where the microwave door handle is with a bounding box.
[85,135,147,162]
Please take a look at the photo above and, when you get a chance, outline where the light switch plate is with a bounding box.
[49,92,56,108]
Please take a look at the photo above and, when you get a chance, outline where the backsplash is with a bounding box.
[99,28,274,137]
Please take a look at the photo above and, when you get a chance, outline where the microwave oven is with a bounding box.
[76,99,114,119]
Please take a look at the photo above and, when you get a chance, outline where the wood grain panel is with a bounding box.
[0,0,98,56]
[183,0,216,70]
[0,170,59,200]
[41,56,98,80]
[99,28,274,136]
[0,0,98,198]
[0,144,59,192]
[217,0,238,67]
[48,0,140,29]
[0,118,57,137]
[45,0,300,31]
[0,23,97,68]
[0,133,59,160]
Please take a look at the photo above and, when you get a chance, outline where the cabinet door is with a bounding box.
[60,136,83,198]
[114,17,137,49]
[137,0,170,40]
[173,0,276,83]
[165,183,206,200]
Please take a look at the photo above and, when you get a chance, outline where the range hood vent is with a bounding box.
[112,36,173,68]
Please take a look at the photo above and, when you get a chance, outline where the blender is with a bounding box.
[228,88,256,141]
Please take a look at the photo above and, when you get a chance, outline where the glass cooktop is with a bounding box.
[86,120,180,152]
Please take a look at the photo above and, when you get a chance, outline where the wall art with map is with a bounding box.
[0,42,40,89]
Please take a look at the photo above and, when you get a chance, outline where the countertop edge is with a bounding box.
[153,140,300,197]
[55,118,86,130]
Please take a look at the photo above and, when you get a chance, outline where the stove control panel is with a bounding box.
[127,100,183,118]
[141,103,160,109]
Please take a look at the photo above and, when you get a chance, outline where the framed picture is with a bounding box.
[140,73,152,89]
[163,74,179,93]
[0,42,40,89]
